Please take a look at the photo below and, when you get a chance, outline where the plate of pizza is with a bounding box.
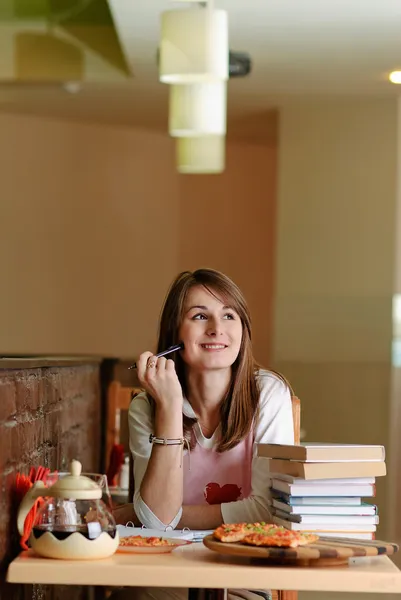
[213,523,318,548]
[117,535,192,554]
[203,523,399,566]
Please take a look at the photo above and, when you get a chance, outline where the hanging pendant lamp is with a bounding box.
[176,136,225,174]
[159,7,228,84]
[169,81,226,137]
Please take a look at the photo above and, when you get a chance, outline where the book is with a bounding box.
[273,509,379,526]
[272,498,377,516]
[258,442,385,462]
[268,459,386,480]
[271,479,376,497]
[317,532,375,541]
[271,491,363,505]
[269,474,375,485]
[272,516,377,533]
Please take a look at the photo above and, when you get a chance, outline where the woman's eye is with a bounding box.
[192,313,207,320]
[191,312,236,320]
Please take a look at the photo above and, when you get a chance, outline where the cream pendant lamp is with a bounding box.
[169,81,226,137]
[159,5,228,83]
[176,136,225,174]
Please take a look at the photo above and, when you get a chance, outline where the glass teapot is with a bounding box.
[17,460,119,560]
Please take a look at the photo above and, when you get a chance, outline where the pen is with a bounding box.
[128,342,184,370]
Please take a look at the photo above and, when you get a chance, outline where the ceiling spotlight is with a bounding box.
[389,71,401,84]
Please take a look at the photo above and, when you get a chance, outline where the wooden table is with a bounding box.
[7,542,401,596]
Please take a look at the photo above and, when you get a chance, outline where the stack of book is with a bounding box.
[257,443,386,540]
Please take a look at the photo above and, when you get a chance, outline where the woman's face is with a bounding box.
[178,285,243,372]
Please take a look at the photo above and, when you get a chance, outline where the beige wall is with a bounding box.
[0,112,277,365]
[0,114,180,358]
[274,98,399,538]
[178,139,277,366]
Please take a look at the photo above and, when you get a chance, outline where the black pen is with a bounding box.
[128,343,184,370]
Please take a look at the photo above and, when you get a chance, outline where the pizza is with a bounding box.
[242,529,319,548]
[213,522,276,543]
[119,535,174,547]
[213,523,319,548]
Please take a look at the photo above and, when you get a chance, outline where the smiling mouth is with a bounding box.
[200,344,227,350]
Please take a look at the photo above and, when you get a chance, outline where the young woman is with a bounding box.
[110,269,295,600]
[129,268,295,533]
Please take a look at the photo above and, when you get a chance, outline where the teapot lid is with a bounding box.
[49,460,102,500]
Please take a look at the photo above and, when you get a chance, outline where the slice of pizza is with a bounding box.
[242,528,319,548]
[213,522,277,543]
[119,535,174,547]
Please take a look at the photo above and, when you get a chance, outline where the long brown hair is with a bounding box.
[156,268,260,452]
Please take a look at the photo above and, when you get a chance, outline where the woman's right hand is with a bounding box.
[136,351,184,408]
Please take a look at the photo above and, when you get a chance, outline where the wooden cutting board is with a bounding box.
[203,535,399,567]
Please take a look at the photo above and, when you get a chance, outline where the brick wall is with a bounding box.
[0,359,101,600]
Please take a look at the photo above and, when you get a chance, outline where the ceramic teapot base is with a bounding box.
[30,530,120,560]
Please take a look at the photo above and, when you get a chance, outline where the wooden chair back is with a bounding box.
[291,396,301,445]
[105,381,142,467]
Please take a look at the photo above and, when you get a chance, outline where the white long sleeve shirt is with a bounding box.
[128,370,294,529]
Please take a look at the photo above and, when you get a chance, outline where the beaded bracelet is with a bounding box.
[149,434,191,469]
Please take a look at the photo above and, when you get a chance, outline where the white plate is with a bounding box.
[117,538,192,554]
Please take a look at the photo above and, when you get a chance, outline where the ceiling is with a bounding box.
[1,0,401,132]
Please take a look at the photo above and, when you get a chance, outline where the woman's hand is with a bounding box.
[137,351,183,408]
